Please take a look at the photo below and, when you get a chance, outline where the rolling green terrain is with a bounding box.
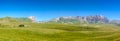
[0,17,120,41]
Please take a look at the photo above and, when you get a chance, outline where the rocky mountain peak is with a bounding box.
[50,15,109,24]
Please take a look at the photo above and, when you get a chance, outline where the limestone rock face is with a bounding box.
[50,15,109,24]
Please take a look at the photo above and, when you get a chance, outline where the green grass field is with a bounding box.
[0,22,119,41]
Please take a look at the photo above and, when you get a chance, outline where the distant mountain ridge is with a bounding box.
[49,15,120,24]
[110,20,120,24]
[0,16,119,25]
[0,17,32,22]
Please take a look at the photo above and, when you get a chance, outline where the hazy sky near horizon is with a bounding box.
[0,0,120,21]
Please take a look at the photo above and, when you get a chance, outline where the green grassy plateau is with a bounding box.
[0,19,119,41]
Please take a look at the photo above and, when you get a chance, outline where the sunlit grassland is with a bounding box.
[0,23,119,41]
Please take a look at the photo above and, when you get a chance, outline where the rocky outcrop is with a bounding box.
[50,15,109,24]
[86,15,109,23]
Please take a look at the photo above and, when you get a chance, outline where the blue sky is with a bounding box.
[0,0,120,21]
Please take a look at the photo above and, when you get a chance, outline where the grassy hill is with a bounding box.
[0,17,119,41]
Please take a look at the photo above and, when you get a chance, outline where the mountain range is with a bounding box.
[48,15,120,24]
